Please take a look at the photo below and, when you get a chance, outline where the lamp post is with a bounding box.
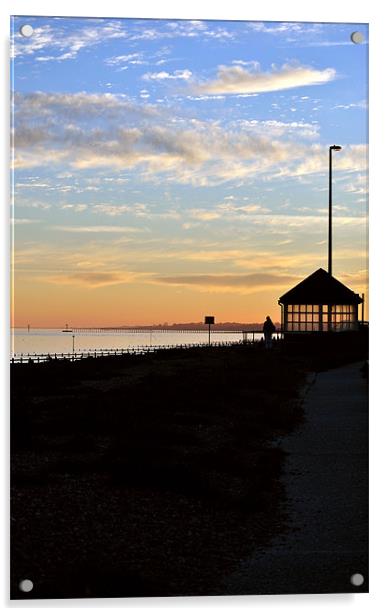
[328,145,342,276]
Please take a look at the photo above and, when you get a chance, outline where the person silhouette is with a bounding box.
[263,316,276,349]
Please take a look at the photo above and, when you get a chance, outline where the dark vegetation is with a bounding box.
[11,332,368,599]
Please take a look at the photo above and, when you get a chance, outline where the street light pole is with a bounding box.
[328,145,342,276]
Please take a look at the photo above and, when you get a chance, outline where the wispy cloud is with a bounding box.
[154,271,298,293]
[105,52,147,66]
[39,271,141,288]
[235,119,319,139]
[192,62,336,95]
[338,269,368,288]
[61,204,89,212]
[13,91,159,124]
[248,21,357,48]
[50,225,144,234]
[11,218,40,225]
[188,210,221,221]
[342,174,368,197]
[333,100,367,110]
[143,69,192,81]
[126,20,234,42]
[12,21,127,61]
[105,46,172,69]
[301,40,364,48]
[13,92,366,186]
[289,144,367,177]
[217,202,271,214]
[185,202,271,223]
[11,18,235,68]
[249,22,317,36]
[92,204,150,217]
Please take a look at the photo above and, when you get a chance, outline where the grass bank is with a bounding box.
[10,335,367,599]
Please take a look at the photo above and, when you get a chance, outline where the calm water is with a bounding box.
[11,328,262,357]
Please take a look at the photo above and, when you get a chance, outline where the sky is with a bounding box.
[11,16,368,327]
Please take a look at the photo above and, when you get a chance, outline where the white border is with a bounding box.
[0,1,379,23]
[1,1,384,614]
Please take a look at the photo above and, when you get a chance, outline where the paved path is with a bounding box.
[220,361,369,595]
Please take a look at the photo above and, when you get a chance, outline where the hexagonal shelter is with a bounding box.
[278,268,363,333]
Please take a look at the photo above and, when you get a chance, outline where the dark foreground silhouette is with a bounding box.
[11,333,368,599]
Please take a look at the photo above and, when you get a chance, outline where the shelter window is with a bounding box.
[286,303,323,332]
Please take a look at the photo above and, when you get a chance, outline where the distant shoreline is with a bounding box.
[11,321,280,331]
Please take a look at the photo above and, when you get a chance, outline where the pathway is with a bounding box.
[220,361,369,595]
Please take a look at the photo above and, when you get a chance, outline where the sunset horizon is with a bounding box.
[11,17,368,328]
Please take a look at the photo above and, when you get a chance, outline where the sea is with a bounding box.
[11,328,264,358]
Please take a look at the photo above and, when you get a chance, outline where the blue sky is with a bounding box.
[11,16,368,326]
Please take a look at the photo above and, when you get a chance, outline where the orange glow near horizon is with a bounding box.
[12,263,368,328]
[12,280,283,328]
[11,218,368,329]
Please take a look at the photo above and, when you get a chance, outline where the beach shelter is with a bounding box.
[278,268,363,333]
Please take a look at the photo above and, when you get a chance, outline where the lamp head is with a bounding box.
[330,145,342,151]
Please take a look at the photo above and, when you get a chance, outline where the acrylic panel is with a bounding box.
[10,15,369,599]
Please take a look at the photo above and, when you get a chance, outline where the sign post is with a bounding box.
[204,316,215,346]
